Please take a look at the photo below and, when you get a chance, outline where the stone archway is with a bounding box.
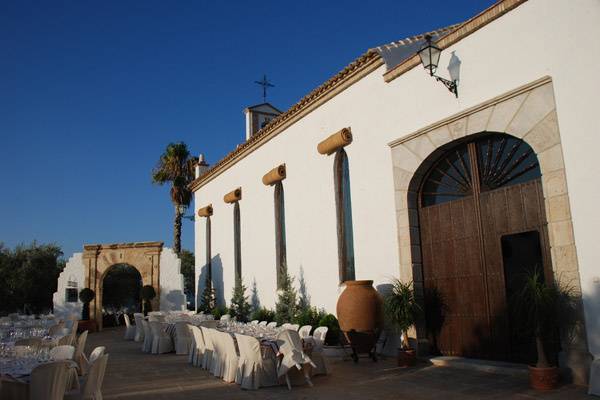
[389,77,590,382]
[82,242,163,330]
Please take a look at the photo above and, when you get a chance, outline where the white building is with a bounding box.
[192,0,600,384]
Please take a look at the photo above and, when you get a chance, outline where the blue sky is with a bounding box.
[1,1,494,259]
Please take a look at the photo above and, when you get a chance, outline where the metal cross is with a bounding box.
[254,74,274,102]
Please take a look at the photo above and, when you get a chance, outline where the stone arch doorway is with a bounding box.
[101,264,142,327]
[390,78,589,380]
[413,131,552,362]
[82,242,163,330]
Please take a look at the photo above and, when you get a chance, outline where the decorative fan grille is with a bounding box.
[476,135,540,192]
[421,134,541,207]
[421,144,472,207]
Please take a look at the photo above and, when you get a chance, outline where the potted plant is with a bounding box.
[78,288,96,332]
[511,267,577,390]
[141,285,156,316]
[384,278,421,367]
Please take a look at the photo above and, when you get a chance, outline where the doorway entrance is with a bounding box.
[102,264,142,327]
[418,133,552,362]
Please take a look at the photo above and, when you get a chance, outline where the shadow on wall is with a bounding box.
[251,278,260,311]
[196,254,225,308]
[375,283,399,355]
[164,290,186,311]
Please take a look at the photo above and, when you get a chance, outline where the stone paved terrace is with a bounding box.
[88,327,592,400]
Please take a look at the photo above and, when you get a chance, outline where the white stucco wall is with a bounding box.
[194,0,600,359]
[52,252,85,320]
[159,247,186,311]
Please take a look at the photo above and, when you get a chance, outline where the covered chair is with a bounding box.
[189,325,206,366]
[200,326,215,371]
[306,326,329,376]
[15,337,42,348]
[0,360,72,400]
[276,329,316,390]
[64,354,109,400]
[48,322,65,337]
[123,314,136,341]
[288,324,300,331]
[133,313,145,342]
[249,320,259,325]
[267,322,277,328]
[298,325,312,338]
[174,321,191,355]
[235,333,278,390]
[218,331,239,383]
[150,321,173,354]
[258,321,268,326]
[199,320,218,329]
[50,345,75,360]
[74,331,88,371]
[80,346,106,376]
[141,320,153,353]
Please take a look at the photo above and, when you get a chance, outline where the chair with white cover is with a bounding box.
[209,330,224,377]
[148,314,165,322]
[174,321,191,355]
[123,314,136,341]
[189,325,206,366]
[307,326,329,375]
[276,329,316,390]
[219,314,231,322]
[219,331,239,383]
[288,324,300,331]
[141,320,153,353]
[0,360,72,400]
[258,321,268,326]
[199,320,218,329]
[65,354,109,400]
[267,321,277,328]
[249,320,259,325]
[281,323,291,330]
[50,345,75,360]
[48,322,65,337]
[235,333,278,390]
[298,325,312,339]
[81,346,106,376]
[74,331,88,367]
[59,334,73,346]
[133,313,145,342]
[15,337,42,348]
[200,326,214,371]
[150,321,173,354]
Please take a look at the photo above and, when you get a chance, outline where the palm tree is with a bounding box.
[152,142,197,254]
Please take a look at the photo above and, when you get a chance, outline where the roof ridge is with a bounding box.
[373,23,463,52]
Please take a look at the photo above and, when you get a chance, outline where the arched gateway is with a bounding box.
[53,242,186,330]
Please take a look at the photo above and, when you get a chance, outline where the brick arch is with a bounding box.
[82,242,163,330]
[390,78,589,381]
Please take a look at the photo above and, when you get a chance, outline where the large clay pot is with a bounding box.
[336,280,384,334]
[528,365,559,390]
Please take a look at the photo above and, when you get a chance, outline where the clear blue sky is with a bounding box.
[1,1,494,259]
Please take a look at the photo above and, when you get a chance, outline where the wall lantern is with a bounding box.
[417,34,458,97]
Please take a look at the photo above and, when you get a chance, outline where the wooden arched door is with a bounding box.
[418,133,552,361]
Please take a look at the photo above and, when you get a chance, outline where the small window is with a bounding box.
[65,288,78,303]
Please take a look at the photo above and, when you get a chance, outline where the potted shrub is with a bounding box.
[141,285,156,316]
[384,278,421,367]
[511,267,577,390]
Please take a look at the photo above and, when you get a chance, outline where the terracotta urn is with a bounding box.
[528,365,559,390]
[336,280,384,333]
